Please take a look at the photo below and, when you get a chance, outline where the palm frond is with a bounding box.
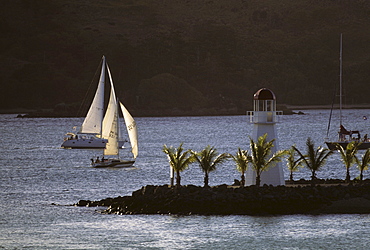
[163,143,194,172]
[287,146,304,172]
[357,148,370,171]
[193,145,229,173]
[231,148,250,173]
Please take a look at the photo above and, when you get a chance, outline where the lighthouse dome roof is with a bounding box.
[253,88,276,100]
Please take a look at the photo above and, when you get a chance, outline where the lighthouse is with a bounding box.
[245,88,285,186]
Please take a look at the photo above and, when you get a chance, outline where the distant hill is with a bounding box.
[1,0,370,116]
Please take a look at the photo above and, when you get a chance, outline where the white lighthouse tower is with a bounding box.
[245,88,285,186]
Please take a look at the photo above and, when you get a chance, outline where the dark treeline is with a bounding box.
[1,0,370,116]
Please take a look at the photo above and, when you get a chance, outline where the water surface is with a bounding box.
[1,110,370,248]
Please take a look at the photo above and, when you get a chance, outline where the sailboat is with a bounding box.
[91,58,138,168]
[61,56,126,149]
[91,100,138,168]
[325,34,370,150]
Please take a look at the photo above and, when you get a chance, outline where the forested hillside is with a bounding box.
[1,0,370,116]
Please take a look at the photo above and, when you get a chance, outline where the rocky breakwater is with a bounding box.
[75,183,370,215]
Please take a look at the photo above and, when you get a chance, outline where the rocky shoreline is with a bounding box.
[75,180,370,215]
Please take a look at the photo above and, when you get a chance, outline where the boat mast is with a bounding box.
[339,33,343,126]
[116,98,120,159]
[100,55,106,137]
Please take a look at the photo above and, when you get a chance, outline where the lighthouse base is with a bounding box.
[245,164,285,186]
[245,124,285,186]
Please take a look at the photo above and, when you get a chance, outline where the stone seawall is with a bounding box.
[75,182,370,215]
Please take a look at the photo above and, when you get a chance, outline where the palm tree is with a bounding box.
[286,146,304,182]
[162,143,195,187]
[335,141,360,182]
[293,137,333,186]
[230,148,251,187]
[192,145,229,187]
[355,148,370,181]
[249,134,287,187]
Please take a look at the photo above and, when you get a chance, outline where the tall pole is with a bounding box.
[170,166,174,186]
[339,33,343,126]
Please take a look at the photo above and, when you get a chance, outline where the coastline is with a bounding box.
[2,103,370,118]
[75,180,370,215]
[285,104,370,110]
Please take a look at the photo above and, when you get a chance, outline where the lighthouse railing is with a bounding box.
[247,111,283,123]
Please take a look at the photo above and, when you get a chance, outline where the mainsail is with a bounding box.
[101,64,117,139]
[80,56,106,135]
[120,102,138,159]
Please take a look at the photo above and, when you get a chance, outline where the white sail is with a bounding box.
[104,101,119,156]
[101,64,117,139]
[80,56,105,135]
[120,102,138,159]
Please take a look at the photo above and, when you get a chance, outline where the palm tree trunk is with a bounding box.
[240,174,245,187]
[311,170,316,186]
[346,168,351,183]
[176,171,181,187]
[204,172,209,187]
[256,174,261,187]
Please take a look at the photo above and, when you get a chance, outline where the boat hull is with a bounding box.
[326,141,370,150]
[61,139,125,149]
[92,159,135,168]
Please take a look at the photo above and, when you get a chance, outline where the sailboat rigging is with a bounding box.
[325,34,370,150]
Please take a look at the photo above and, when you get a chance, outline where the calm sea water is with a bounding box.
[1,110,370,249]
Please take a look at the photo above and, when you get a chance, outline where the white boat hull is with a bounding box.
[61,138,126,149]
[92,159,135,168]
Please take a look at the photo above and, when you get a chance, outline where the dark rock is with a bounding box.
[75,182,370,215]
[76,200,90,207]
[231,179,240,186]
